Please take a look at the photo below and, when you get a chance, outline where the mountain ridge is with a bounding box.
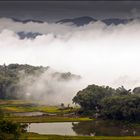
[56,16,134,26]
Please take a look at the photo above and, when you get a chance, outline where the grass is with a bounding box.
[2,106,60,113]
[21,133,140,140]
[5,116,93,123]
[0,100,78,114]
[1,100,92,123]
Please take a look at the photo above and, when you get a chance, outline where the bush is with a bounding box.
[0,120,28,140]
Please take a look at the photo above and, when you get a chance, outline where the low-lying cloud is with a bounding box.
[1,18,140,103]
[17,68,82,105]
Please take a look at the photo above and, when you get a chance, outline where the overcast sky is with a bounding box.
[0,1,140,21]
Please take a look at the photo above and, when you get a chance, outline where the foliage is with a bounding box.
[116,86,131,96]
[0,64,45,99]
[0,63,79,100]
[73,84,140,121]
[73,84,116,112]
[0,120,28,140]
[0,108,28,140]
[101,95,140,120]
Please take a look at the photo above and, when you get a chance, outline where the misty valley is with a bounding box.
[0,64,140,139]
[1,0,140,139]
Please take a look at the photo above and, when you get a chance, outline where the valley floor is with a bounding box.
[1,100,140,140]
[5,116,92,123]
[22,133,140,140]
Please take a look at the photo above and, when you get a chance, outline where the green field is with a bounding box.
[0,100,77,114]
[0,100,92,123]
[21,133,140,140]
[5,116,92,123]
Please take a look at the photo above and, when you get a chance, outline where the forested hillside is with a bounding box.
[0,64,80,100]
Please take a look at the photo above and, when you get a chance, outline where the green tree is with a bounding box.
[101,95,140,121]
[116,86,131,96]
[73,84,116,113]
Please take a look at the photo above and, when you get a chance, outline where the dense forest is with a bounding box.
[0,64,45,99]
[0,63,80,99]
[73,84,140,121]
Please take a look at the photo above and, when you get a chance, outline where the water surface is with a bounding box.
[12,112,45,116]
[27,120,140,136]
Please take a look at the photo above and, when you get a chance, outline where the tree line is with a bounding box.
[0,63,80,99]
[73,84,140,121]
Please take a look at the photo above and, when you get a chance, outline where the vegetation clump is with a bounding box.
[0,109,28,140]
[73,84,140,121]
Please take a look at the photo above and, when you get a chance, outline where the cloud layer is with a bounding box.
[0,18,140,103]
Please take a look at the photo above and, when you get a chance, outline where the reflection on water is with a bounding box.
[72,120,140,136]
[28,122,78,135]
[12,112,45,116]
[27,120,140,136]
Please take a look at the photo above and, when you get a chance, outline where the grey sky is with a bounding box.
[0,1,140,21]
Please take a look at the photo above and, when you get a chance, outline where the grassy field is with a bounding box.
[21,133,140,140]
[5,116,92,123]
[0,100,92,123]
[2,105,62,113]
[0,99,78,114]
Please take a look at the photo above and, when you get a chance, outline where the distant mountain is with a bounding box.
[9,16,136,26]
[17,32,42,39]
[102,18,133,25]
[11,18,44,24]
[56,16,97,26]
[10,16,137,39]
[56,16,134,26]
[12,16,134,39]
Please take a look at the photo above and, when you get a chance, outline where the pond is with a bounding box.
[27,120,140,136]
[12,112,46,116]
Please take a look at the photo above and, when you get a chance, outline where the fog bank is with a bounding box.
[1,18,140,103]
